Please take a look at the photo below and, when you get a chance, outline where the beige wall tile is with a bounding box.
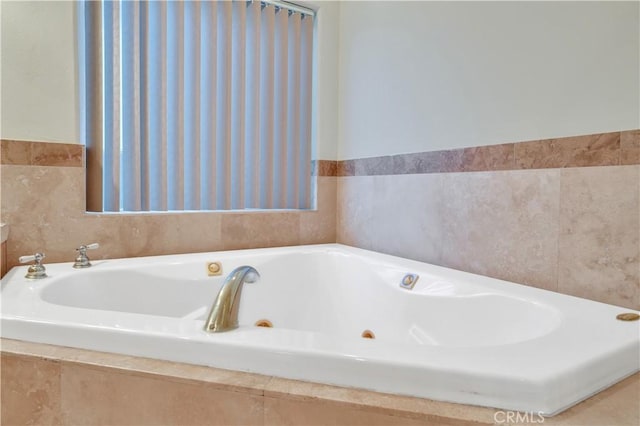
[1,140,32,165]
[1,140,83,167]
[300,177,337,244]
[220,211,300,250]
[2,165,85,267]
[461,143,515,172]
[60,363,263,426]
[515,132,620,169]
[109,212,223,259]
[367,174,443,264]
[438,170,561,290]
[337,171,561,290]
[0,354,62,425]
[311,160,338,177]
[337,159,357,176]
[336,176,375,249]
[2,165,85,220]
[264,396,450,426]
[392,149,464,174]
[30,142,83,167]
[621,130,640,165]
[355,155,395,176]
[558,165,640,309]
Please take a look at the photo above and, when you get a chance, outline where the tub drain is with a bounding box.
[255,319,273,328]
[361,329,375,339]
[616,313,640,321]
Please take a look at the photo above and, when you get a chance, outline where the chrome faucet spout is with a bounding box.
[204,265,259,333]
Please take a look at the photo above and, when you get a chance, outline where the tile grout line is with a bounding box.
[555,169,563,294]
[618,131,622,166]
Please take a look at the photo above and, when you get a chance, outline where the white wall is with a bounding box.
[310,0,340,160]
[338,1,640,160]
[1,0,79,143]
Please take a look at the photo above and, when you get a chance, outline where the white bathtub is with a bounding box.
[1,244,638,415]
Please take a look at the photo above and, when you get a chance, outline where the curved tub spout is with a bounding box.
[204,266,260,333]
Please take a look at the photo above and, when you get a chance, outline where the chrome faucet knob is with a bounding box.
[73,243,99,269]
[19,252,47,279]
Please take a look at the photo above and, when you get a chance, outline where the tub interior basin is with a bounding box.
[38,252,563,348]
[238,286,563,348]
[40,270,219,318]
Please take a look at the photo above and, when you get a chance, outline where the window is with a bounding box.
[78,0,315,212]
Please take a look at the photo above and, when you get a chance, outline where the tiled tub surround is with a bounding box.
[337,130,640,310]
[0,140,336,272]
[2,339,639,426]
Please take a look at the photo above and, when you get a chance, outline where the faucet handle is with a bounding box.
[18,253,46,265]
[77,243,99,252]
[19,254,36,264]
[74,243,99,269]
[19,252,47,279]
[19,252,45,264]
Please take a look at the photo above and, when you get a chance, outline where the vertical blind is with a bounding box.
[79,0,315,212]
